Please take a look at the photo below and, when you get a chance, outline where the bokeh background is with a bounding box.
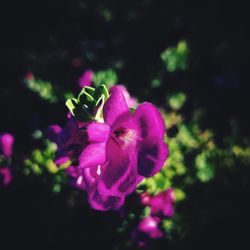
[1,1,250,249]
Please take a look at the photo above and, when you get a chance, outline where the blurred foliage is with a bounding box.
[136,89,250,240]
[16,38,250,248]
[24,74,58,103]
[161,40,189,72]
[23,69,117,104]
[93,69,118,88]
[23,131,70,193]
[1,0,250,247]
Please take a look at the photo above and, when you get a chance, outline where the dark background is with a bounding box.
[1,1,250,249]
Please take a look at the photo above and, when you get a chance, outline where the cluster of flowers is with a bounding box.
[0,133,14,187]
[47,70,168,211]
[132,188,175,247]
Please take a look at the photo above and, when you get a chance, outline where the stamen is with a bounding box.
[76,175,83,185]
[111,128,138,149]
[97,165,102,176]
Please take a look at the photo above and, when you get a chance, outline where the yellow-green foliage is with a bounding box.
[23,136,71,193]
[24,76,58,103]
[93,69,118,88]
[161,40,189,72]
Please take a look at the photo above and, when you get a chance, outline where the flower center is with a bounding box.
[112,127,137,149]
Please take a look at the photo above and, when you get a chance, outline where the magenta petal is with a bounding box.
[138,216,163,239]
[78,70,94,88]
[72,175,86,190]
[86,122,110,143]
[0,133,14,158]
[58,118,85,147]
[55,155,70,166]
[149,193,165,215]
[66,167,86,190]
[103,88,129,126]
[163,203,174,217]
[66,166,81,178]
[134,102,165,140]
[98,146,138,196]
[82,165,106,191]
[138,139,168,177]
[78,142,106,168]
[110,85,137,108]
[149,189,175,217]
[47,124,62,143]
[88,190,125,211]
[140,192,151,206]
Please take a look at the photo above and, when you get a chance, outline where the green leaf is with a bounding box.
[84,86,95,96]
[66,97,91,122]
[94,94,105,121]
[73,106,92,122]
[78,89,94,105]
[65,98,78,115]
[93,69,117,88]
[167,92,187,110]
[93,84,109,102]
[161,40,189,72]
[130,107,136,113]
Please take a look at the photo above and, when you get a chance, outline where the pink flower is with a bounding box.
[0,133,14,158]
[25,71,34,81]
[132,216,163,247]
[141,188,175,217]
[140,192,151,206]
[78,70,94,88]
[47,125,62,143]
[79,88,168,210]
[54,87,168,210]
[0,167,12,187]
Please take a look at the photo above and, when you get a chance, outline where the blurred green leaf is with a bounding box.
[161,40,189,72]
[93,69,118,88]
[167,92,187,110]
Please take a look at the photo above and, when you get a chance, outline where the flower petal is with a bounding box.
[78,70,94,88]
[162,203,174,217]
[46,125,62,143]
[78,142,106,168]
[138,139,168,177]
[86,122,110,143]
[58,118,85,148]
[54,155,70,166]
[103,87,129,126]
[134,102,165,140]
[82,164,107,192]
[66,167,86,190]
[97,138,138,196]
[88,190,125,211]
[137,216,163,238]
[110,85,137,108]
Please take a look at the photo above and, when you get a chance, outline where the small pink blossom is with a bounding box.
[25,71,34,81]
[141,188,175,217]
[140,192,151,206]
[0,133,14,158]
[78,70,94,88]
[132,216,163,247]
[0,167,12,187]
